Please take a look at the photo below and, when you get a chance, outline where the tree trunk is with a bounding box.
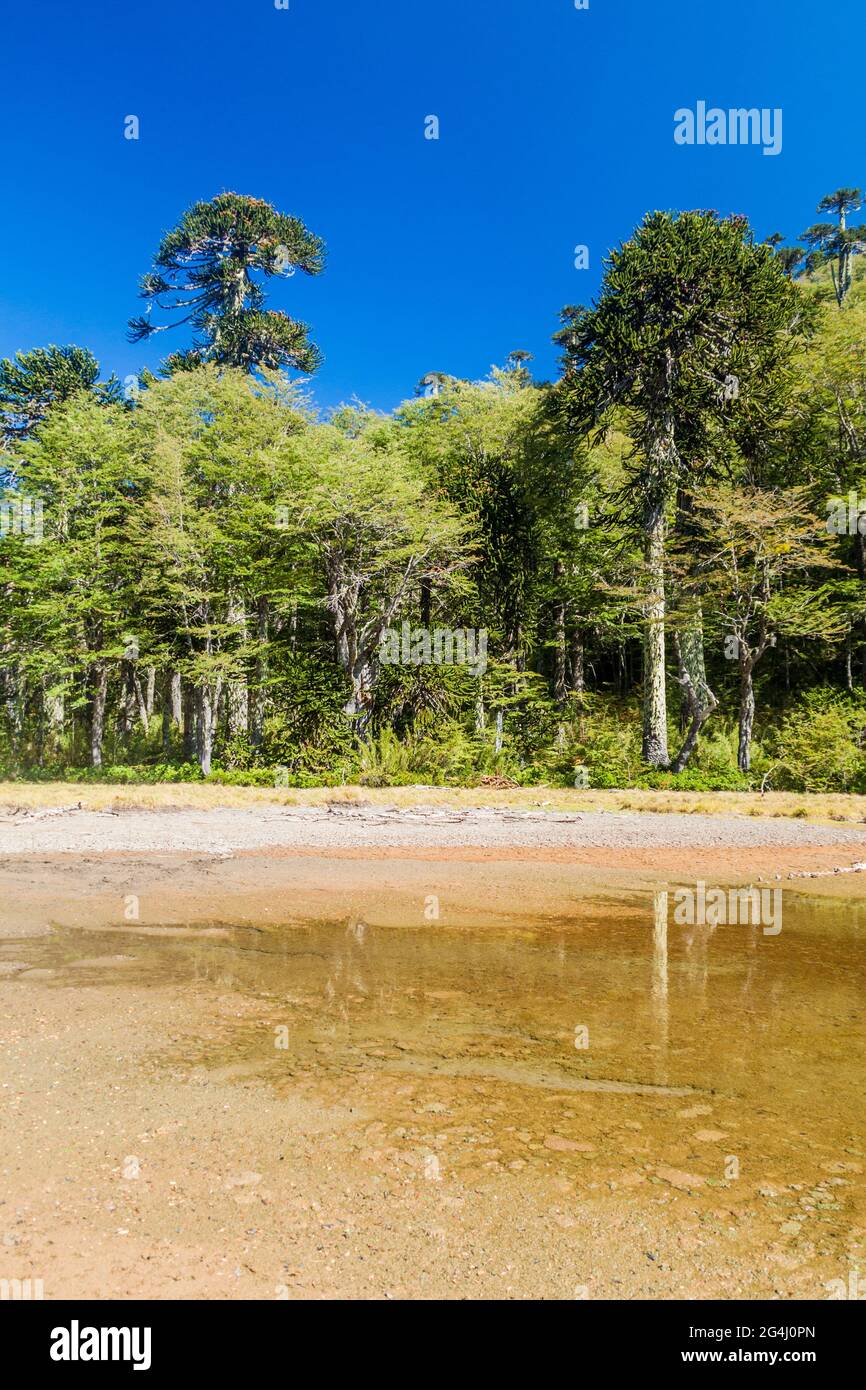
[344,653,376,733]
[89,662,108,769]
[250,597,269,748]
[44,676,64,738]
[2,667,23,754]
[195,682,222,777]
[162,669,178,755]
[226,597,249,737]
[182,683,196,762]
[553,600,568,703]
[118,661,137,738]
[145,666,156,719]
[738,663,755,774]
[642,499,669,766]
[670,630,717,772]
[169,669,182,726]
[677,606,707,736]
[326,550,378,734]
[846,631,854,692]
[132,671,149,735]
[569,628,585,697]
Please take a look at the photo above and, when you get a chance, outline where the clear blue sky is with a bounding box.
[0,0,860,412]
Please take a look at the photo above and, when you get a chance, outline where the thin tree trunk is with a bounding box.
[145,666,156,719]
[169,670,182,726]
[132,672,149,735]
[89,662,108,769]
[738,663,755,774]
[226,597,248,736]
[475,678,485,733]
[182,683,196,762]
[569,628,585,697]
[642,498,669,767]
[195,681,223,777]
[250,597,269,748]
[553,601,568,703]
[846,631,854,692]
[44,675,64,738]
[345,654,376,732]
[162,669,178,755]
[118,661,136,738]
[670,630,717,772]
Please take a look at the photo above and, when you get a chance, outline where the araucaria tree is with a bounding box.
[801,188,866,306]
[0,345,118,447]
[556,211,805,767]
[128,193,325,372]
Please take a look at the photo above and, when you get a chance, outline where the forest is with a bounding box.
[2,188,866,793]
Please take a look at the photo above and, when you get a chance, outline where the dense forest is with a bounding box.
[2,189,866,792]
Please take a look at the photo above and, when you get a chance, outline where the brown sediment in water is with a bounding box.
[1,827,865,1300]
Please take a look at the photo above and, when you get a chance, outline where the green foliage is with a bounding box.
[761,689,866,792]
[6,196,866,794]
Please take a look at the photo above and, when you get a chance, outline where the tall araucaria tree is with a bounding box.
[801,187,866,306]
[128,193,326,373]
[555,211,806,767]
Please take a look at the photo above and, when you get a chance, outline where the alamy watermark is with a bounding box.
[673,881,782,936]
[674,103,782,157]
[0,496,43,543]
[1,1277,44,1300]
[379,622,488,676]
[826,492,866,535]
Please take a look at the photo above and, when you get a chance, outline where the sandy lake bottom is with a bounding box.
[1,861,865,1300]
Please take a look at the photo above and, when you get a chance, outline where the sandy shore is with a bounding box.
[3,803,866,941]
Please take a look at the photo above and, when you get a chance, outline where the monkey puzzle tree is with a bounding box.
[556,211,805,767]
[0,345,119,448]
[801,187,866,306]
[128,193,326,373]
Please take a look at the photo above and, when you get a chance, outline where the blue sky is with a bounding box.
[0,0,860,412]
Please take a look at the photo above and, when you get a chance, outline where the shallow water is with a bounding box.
[7,891,866,1189]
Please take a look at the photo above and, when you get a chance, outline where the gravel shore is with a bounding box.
[3,802,866,855]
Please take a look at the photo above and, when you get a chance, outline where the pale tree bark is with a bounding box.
[325,549,377,734]
[226,596,249,737]
[737,628,774,773]
[182,683,196,762]
[475,678,486,733]
[2,663,24,754]
[553,600,568,703]
[738,662,755,774]
[169,670,182,726]
[162,669,182,755]
[117,661,136,738]
[195,679,223,777]
[132,670,149,735]
[642,497,669,767]
[569,628,585,697]
[44,676,64,737]
[670,629,717,772]
[250,597,269,748]
[89,662,108,769]
[145,666,156,720]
